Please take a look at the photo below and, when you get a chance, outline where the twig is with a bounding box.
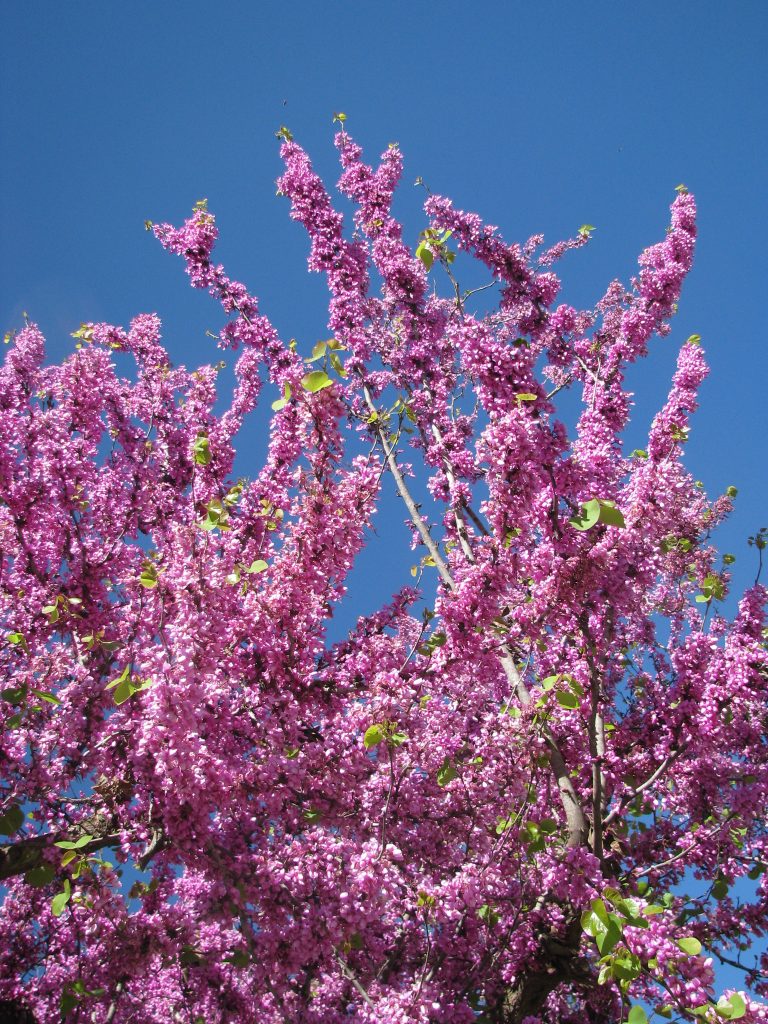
[138,827,166,870]
[603,751,680,829]
[363,384,453,589]
[104,980,124,1023]
[366,386,588,848]
[631,812,735,878]
[332,947,375,1007]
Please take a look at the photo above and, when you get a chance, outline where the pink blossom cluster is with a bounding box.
[0,132,765,1024]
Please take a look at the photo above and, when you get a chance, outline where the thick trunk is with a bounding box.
[500,916,590,1024]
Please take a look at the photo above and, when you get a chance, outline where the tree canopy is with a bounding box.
[0,127,766,1023]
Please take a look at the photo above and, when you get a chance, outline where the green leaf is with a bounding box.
[2,685,27,705]
[569,498,601,531]
[25,863,56,887]
[628,1006,648,1024]
[566,676,584,697]
[192,434,212,466]
[712,876,729,900]
[611,948,641,980]
[581,899,610,937]
[595,917,622,955]
[477,904,500,927]
[30,689,61,705]
[717,993,746,1020]
[556,690,580,710]
[389,731,408,746]
[329,351,347,377]
[631,449,648,459]
[106,665,131,690]
[437,758,458,787]
[416,241,434,270]
[113,678,136,705]
[0,804,24,834]
[179,945,203,966]
[55,834,94,850]
[677,936,702,955]
[271,382,292,411]
[308,340,327,362]
[570,498,625,530]
[301,370,333,393]
[51,879,71,917]
[43,602,60,624]
[138,562,159,588]
[597,501,625,527]
[60,991,78,1015]
[515,393,537,404]
[303,808,321,823]
[363,724,386,749]
[244,560,268,575]
[579,224,596,235]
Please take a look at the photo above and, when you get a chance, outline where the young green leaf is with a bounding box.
[581,898,610,936]
[437,758,459,787]
[192,434,212,466]
[244,560,268,575]
[31,689,61,705]
[0,805,24,835]
[54,834,94,851]
[363,724,386,749]
[51,879,71,917]
[271,382,292,411]
[569,499,601,532]
[716,993,746,1020]
[677,936,702,955]
[301,370,333,393]
[555,690,580,710]
[25,863,56,887]
[416,241,434,270]
[597,501,625,527]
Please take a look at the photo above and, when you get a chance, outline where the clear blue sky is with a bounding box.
[1,0,767,998]
[2,0,766,602]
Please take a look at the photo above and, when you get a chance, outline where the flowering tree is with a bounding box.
[0,125,766,1024]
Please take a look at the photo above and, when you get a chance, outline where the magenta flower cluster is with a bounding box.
[0,131,765,1024]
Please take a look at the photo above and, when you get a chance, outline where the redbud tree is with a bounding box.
[1,124,767,1024]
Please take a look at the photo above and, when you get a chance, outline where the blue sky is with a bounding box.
[2,0,767,997]
[2,1,766,607]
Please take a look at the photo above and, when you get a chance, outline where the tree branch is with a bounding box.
[367,388,588,849]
